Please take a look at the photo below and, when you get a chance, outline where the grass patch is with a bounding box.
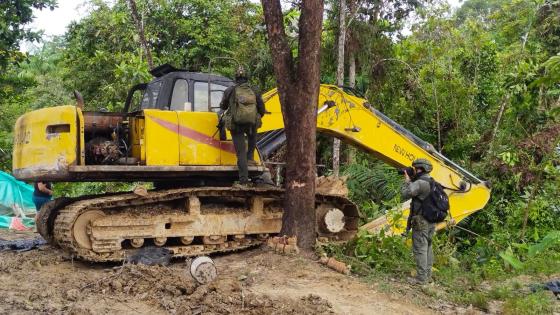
[318,230,560,313]
[463,292,490,311]
[502,291,555,315]
[488,286,515,300]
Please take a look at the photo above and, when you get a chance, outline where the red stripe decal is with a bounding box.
[148,116,236,154]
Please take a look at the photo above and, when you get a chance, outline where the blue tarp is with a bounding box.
[0,172,36,229]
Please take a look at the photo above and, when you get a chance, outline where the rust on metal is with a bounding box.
[61,165,267,182]
[83,112,124,134]
[85,138,121,164]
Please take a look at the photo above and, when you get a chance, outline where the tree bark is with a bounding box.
[346,51,356,164]
[261,0,324,250]
[128,0,154,69]
[333,140,341,176]
[336,0,346,87]
[348,52,356,88]
[333,0,346,177]
[345,0,359,165]
[430,66,442,152]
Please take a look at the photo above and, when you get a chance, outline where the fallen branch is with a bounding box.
[319,256,351,275]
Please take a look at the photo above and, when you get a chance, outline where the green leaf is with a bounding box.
[528,231,560,257]
[499,247,524,270]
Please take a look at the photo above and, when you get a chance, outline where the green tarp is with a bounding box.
[0,216,35,230]
[0,172,36,230]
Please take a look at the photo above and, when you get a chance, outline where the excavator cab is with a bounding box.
[124,64,233,113]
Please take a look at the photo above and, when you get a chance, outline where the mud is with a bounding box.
[41,186,358,262]
[0,229,432,315]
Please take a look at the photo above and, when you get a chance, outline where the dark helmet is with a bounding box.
[412,158,433,173]
[235,66,248,81]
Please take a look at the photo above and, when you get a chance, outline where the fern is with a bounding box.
[343,160,401,218]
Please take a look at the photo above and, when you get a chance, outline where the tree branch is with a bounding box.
[128,0,153,69]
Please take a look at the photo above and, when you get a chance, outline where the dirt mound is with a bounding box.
[316,175,349,196]
[0,230,431,314]
[82,264,196,303]
[82,263,333,314]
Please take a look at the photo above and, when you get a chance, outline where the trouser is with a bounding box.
[230,123,257,184]
[32,195,52,212]
[411,215,436,282]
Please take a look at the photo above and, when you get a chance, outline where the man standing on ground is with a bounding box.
[220,67,265,187]
[401,158,436,285]
[33,181,53,225]
[33,181,53,213]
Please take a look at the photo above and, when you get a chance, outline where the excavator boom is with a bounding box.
[259,85,491,232]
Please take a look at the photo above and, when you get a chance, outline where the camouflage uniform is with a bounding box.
[401,172,436,283]
[219,74,265,184]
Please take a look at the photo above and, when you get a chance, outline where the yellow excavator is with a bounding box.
[12,64,490,262]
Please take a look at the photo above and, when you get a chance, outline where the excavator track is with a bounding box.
[40,187,359,262]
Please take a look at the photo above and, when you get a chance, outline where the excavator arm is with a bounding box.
[259,85,491,233]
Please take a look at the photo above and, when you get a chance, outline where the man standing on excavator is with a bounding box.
[220,67,266,187]
[401,158,436,285]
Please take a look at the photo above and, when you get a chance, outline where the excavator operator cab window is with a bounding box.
[136,71,232,112]
[126,86,146,113]
[194,81,227,112]
[140,80,163,109]
[169,79,190,111]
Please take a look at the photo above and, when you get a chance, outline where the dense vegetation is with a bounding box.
[0,0,558,313]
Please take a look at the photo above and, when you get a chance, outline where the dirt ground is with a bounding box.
[0,229,451,315]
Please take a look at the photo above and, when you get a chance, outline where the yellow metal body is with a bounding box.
[141,110,257,166]
[12,108,259,174]
[13,105,79,180]
[12,85,490,232]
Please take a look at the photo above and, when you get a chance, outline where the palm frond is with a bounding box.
[343,161,401,205]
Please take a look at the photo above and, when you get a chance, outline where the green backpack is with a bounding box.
[231,83,258,125]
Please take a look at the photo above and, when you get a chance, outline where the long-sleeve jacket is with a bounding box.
[401,173,432,232]
[219,82,265,117]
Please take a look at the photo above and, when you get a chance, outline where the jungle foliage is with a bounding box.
[0,0,559,311]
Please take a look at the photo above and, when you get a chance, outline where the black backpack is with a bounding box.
[420,178,450,223]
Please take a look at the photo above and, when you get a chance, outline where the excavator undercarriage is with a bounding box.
[37,187,359,262]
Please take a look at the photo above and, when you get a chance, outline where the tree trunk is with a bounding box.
[346,51,356,164]
[261,0,324,250]
[336,0,346,86]
[333,0,346,177]
[487,95,510,153]
[348,52,356,88]
[128,0,153,69]
[333,139,341,176]
[430,67,442,152]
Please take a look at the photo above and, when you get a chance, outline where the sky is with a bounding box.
[20,0,87,51]
[30,0,88,37]
[23,0,463,50]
